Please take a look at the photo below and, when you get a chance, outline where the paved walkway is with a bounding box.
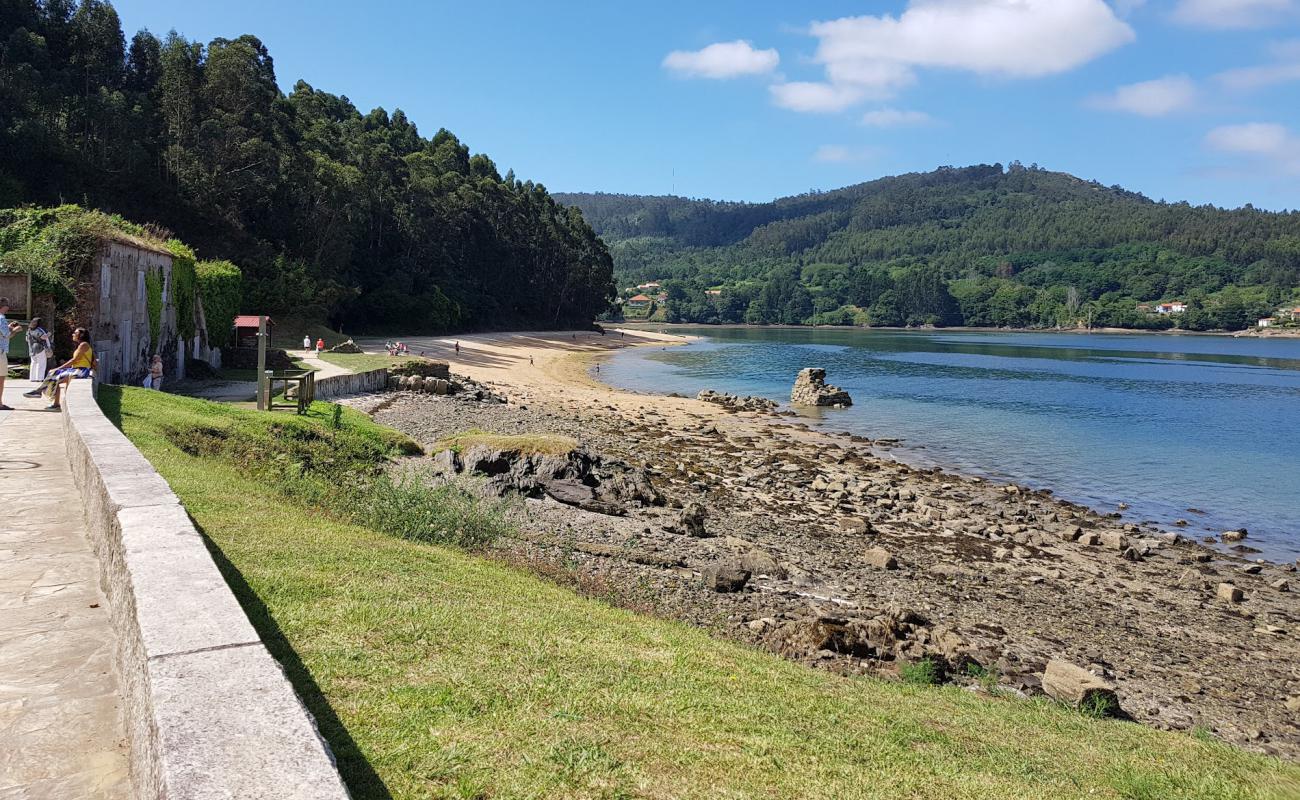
[298,351,350,379]
[0,379,129,799]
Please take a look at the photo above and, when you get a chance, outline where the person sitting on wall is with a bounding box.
[25,327,96,410]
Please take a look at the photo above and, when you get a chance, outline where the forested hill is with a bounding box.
[0,1,614,332]
[554,165,1300,331]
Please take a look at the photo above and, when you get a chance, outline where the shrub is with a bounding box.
[156,396,500,549]
[196,259,242,348]
[899,658,941,686]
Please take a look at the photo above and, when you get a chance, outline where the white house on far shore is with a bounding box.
[1155,301,1187,315]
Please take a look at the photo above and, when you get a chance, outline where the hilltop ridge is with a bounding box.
[556,164,1300,330]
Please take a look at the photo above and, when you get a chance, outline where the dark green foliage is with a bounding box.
[0,205,161,309]
[167,239,197,340]
[195,259,241,348]
[557,164,1300,330]
[899,658,942,686]
[1,1,614,331]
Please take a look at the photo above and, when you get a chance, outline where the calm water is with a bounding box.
[601,327,1300,560]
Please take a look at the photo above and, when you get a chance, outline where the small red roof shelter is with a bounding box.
[233,315,273,349]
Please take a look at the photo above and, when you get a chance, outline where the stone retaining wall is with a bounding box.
[315,367,388,401]
[62,380,351,799]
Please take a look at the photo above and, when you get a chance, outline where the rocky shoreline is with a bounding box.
[342,348,1300,759]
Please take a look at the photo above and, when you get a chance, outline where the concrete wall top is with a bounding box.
[63,380,352,800]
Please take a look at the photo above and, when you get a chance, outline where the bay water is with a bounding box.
[600,327,1300,560]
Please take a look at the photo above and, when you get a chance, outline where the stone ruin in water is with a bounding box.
[790,368,852,407]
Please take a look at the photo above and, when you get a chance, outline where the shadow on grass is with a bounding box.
[195,519,394,800]
[97,384,124,427]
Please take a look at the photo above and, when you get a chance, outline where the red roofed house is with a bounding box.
[625,294,652,310]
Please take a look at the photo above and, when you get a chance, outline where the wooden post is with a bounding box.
[256,315,268,411]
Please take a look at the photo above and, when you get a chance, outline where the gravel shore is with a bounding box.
[344,329,1300,759]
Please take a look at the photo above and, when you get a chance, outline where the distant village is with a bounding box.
[1136,300,1300,329]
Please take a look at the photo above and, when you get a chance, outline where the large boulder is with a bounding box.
[702,561,751,592]
[740,548,787,579]
[447,443,664,515]
[790,368,853,407]
[670,502,710,537]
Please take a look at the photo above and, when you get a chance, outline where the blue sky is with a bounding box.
[112,1,1299,210]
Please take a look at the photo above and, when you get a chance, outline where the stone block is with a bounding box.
[148,645,350,799]
[1041,659,1120,714]
[863,547,898,570]
[1217,583,1244,603]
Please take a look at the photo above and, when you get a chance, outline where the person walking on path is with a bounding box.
[303,335,311,353]
[0,297,24,410]
[25,317,52,382]
[143,354,164,390]
[315,337,324,355]
[25,327,95,410]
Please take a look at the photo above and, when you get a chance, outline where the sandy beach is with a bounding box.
[353,328,1300,758]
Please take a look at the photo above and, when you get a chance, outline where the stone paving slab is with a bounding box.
[0,379,129,800]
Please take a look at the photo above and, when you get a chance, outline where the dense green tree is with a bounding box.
[559,164,1300,331]
[0,1,614,331]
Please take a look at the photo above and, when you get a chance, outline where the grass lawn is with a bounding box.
[318,352,420,373]
[104,386,1300,800]
[436,430,580,456]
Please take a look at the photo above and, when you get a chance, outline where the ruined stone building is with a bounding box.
[79,235,220,384]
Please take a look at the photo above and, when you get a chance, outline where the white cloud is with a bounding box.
[1214,61,1300,89]
[1087,75,1198,116]
[662,40,779,79]
[813,145,882,163]
[1214,40,1300,90]
[1171,0,1297,29]
[1205,122,1290,153]
[774,0,1134,113]
[860,108,934,127]
[1205,122,1300,172]
[770,82,866,113]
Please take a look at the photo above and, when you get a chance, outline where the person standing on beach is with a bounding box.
[25,317,51,381]
[455,341,460,354]
[0,297,23,410]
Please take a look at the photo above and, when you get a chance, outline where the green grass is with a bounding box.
[318,352,417,373]
[436,429,580,457]
[107,386,1300,800]
[269,316,352,351]
[899,658,942,687]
